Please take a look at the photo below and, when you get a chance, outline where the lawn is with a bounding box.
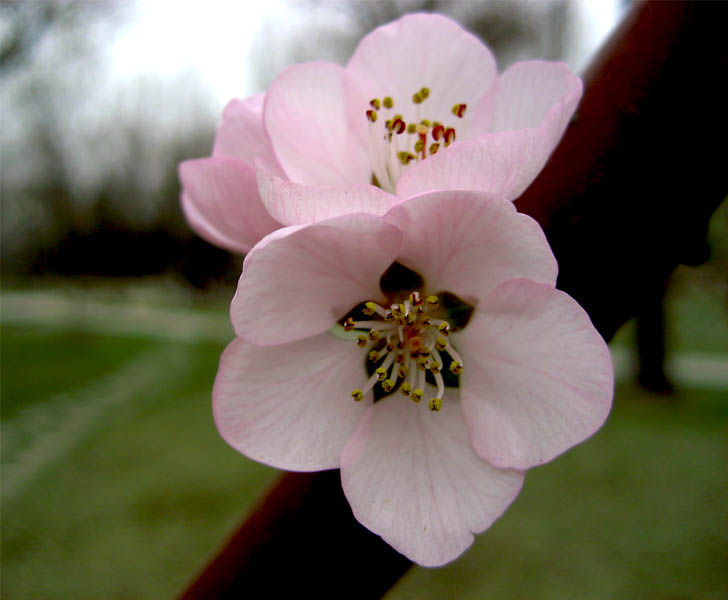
[2,259,726,598]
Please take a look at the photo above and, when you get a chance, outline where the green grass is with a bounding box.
[1,325,154,421]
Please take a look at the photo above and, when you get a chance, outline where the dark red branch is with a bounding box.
[179,2,727,598]
[516,0,727,340]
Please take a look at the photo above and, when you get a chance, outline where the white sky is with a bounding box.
[109,0,289,109]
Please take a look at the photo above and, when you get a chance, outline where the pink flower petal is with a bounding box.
[257,165,399,226]
[385,192,557,304]
[214,334,371,471]
[395,132,550,202]
[457,279,613,470]
[345,14,497,150]
[212,95,285,177]
[231,213,402,345]
[264,61,370,186]
[178,157,280,254]
[341,393,524,566]
[492,60,582,133]
[397,61,582,201]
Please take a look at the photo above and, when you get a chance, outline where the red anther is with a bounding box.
[431,124,445,141]
[455,103,467,118]
[419,133,427,160]
[366,110,377,123]
[391,117,406,134]
[444,128,456,146]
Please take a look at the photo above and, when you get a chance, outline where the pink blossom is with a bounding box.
[213,190,613,566]
[179,14,582,253]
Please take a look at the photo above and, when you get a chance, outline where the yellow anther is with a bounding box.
[384,312,394,321]
[429,143,440,155]
[368,330,381,341]
[382,378,396,392]
[398,151,416,165]
[414,139,424,153]
[406,312,416,324]
[435,337,448,351]
[430,362,441,375]
[370,98,381,110]
[363,301,377,316]
[398,365,408,378]
[415,123,429,135]
[351,389,364,402]
[417,356,429,370]
[420,119,431,127]
[421,316,431,325]
[383,96,393,109]
[344,317,355,331]
[451,103,467,118]
[400,382,412,396]
[375,367,388,381]
[438,321,450,335]
[391,304,403,318]
[407,122,417,134]
[412,389,424,403]
[426,295,439,308]
[356,334,368,347]
[450,361,464,375]
[366,109,377,123]
[428,397,443,411]
[368,350,380,362]
[420,87,430,99]
[412,92,422,104]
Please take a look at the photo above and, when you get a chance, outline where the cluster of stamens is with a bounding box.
[347,292,464,412]
[365,87,467,192]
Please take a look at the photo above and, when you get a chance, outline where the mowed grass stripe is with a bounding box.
[1,290,233,344]
[2,345,193,503]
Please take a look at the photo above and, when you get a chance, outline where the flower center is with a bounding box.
[346,291,465,412]
[365,89,467,193]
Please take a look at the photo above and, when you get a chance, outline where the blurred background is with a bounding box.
[1,1,726,598]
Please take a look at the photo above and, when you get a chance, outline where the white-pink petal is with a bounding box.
[457,279,613,470]
[492,61,582,133]
[212,95,285,177]
[178,157,280,254]
[257,166,399,226]
[231,213,402,345]
[395,131,550,202]
[214,334,371,471]
[345,13,497,149]
[341,393,524,567]
[385,191,557,305]
[264,61,370,187]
